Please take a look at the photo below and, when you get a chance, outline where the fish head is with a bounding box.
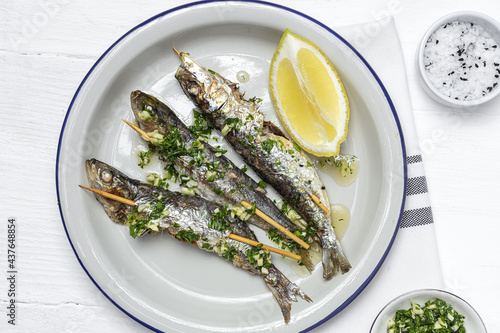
[174,52,227,113]
[130,90,168,134]
[85,158,136,223]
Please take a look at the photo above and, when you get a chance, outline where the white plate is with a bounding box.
[56,1,407,332]
[370,289,487,332]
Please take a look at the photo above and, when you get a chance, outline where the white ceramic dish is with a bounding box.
[56,1,406,332]
[370,289,487,333]
[417,11,500,107]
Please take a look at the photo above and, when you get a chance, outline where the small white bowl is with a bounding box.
[417,11,500,107]
[370,289,487,333]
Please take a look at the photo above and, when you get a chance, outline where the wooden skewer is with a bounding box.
[122,119,150,142]
[241,201,310,250]
[228,234,301,261]
[310,193,330,214]
[79,185,136,206]
[173,47,181,57]
[79,185,301,260]
[123,119,310,250]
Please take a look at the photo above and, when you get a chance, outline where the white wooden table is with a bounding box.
[2,0,499,332]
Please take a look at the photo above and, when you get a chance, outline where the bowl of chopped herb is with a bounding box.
[417,11,500,107]
[370,289,487,333]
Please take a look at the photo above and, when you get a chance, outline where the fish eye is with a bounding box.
[101,170,113,183]
[188,86,199,95]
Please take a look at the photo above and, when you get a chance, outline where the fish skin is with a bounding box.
[175,53,351,279]
[85,158,311,323]
[129,90,316,270]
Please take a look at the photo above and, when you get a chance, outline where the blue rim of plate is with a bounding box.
[55,0,407,332]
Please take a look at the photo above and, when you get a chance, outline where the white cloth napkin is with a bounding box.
[312,17,444,332]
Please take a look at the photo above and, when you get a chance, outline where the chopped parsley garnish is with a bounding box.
[267,227,299,252]
[214,146,227,156]
[146,173,169,190]
[280,200,290,215]
[127,199,168,238]
[258,181,267,189]
[213,187,224,195]
[208,206,232,233]
[189,109,213,139]
[261,138,276,154]
[138,143,156,168]
[388,298,465,333]
[248,96,263,104]
[175,227,200,243]
[201,242,212,250]
[127,212,148,238]
[224,117,241,127]
[148,200,166,220]
[241,165,248,173]
[293,142,301,152]
[246,247,272,268]
[221,244,239,262]
[244,202,256,216]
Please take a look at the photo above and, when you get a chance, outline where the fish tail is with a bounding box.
[264,266,312,323]
[321,239,351,279]
[296,248,315,272]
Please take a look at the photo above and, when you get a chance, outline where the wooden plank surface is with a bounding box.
[1,0,499,332]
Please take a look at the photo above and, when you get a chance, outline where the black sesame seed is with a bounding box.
[436,40,439,44]
[475,64,479,68]
[321,186,326,190]
[494,63,499,66]
[493,45,498,48]
[458,58,464,61]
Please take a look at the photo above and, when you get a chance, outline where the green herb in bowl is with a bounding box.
[388,298,465,333]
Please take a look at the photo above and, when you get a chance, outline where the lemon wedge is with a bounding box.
[269,29,349,156]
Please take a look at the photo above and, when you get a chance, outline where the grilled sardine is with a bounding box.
[175,52,351,279]
[129,90,316,270]
[85,158,311,323]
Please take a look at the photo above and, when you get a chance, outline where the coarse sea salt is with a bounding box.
[423,21,500,101]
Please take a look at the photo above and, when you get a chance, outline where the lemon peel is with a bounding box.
[269,29,349,156]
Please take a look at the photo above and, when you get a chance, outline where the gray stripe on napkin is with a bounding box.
[407,176,428,196]
[407,154,422,164]
[400,207,434,228]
